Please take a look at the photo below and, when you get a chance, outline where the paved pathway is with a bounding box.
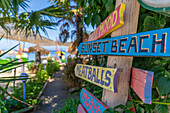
[31,70,69,113]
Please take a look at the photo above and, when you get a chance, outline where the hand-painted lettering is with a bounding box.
[128,36,138,53]
[103,40,109,52]
[139,35,149,52]
[78,65,82,77]
[80,89,109,113]
[88,3,126,41]
[152,33,167,53]
[93,42,98,52]
[119,38,128,53]
[95,69,100,83]
[78,28,170,57]
[91,68,96,81]
[100,70,105,85]
[111,39,118,52]
[88,67,92,80]
[75,64,120,92]
[97,42,102,52]
[105,70,111,87]
[82,44,85,53]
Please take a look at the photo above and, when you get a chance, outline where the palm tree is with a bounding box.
[50,0,88,53]
[0,0,30,56]
[16,3,75,64]
[11,0,29,55]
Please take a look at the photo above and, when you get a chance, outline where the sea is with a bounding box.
[1,50,73,62]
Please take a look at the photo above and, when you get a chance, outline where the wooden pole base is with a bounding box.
[102,56,133,107]
[102,0,140,108]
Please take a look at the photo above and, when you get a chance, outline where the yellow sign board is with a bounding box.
[75,64,120,92]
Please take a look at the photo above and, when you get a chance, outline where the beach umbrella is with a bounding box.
[28,46,50,55]
[17,48,29,53]
[16,53,28,59]
[55,51,65,55]
[0,27,70,46]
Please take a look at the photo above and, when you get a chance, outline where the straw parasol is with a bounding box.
[28,46,50,55]
[0,26,70,46]
[17,48,29,53]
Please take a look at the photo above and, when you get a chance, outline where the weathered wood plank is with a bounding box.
[131,68,154,104]
[78,28,170,57]
[80,88,109,113]
[75,64,120,92]
[102,0,140,108]
[88,3,126,41]
[77,104,88,113]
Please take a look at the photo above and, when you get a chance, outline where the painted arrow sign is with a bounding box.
[88,3,126,41]
[131,68,154,104]
[80,88,109,113]
[77,104,87,113]
[78,28,170,57]
[75,64,120,92]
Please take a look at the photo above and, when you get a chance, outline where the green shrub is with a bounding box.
[54,96,80,113]
[53,61,60,72]
[36,70,50,82]
[63,58,83,89]
[46,59,60,77]
[27,62,34,73]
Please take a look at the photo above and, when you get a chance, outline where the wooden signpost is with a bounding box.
[79,88,109,113]
[75,64,120,92]
[79,28,170,57]
[88,3,126,41]
[75,0,168,110]
[101,0,140,108]
[131,68,154,104]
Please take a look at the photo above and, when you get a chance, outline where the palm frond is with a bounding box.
[0,86,32,106]
[0,44,19,57]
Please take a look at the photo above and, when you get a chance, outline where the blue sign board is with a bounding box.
[78,28,170,57]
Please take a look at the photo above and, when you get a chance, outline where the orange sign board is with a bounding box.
[88,3,126,41]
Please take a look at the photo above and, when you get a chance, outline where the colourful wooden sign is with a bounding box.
[79,28,170,57]
[138,0,170,17]
[80,88,109,113]
[77,104,87,113]
[75,64,120,92]
[88,3,126,41]
[131,68,154,104]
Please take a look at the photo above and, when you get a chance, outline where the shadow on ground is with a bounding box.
[31,71,69,113]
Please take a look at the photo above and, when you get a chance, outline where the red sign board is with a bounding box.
[80,88,109,113]
[88,3,126,41]
[131,68,154,104]
[77,104,87,113]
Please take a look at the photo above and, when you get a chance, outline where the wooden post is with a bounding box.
[56,37,58,58]
[17,31,22,55]
[102,0,140,108]
[37,34,40,51]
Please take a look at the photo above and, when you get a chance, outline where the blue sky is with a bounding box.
[0,0,94,51]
